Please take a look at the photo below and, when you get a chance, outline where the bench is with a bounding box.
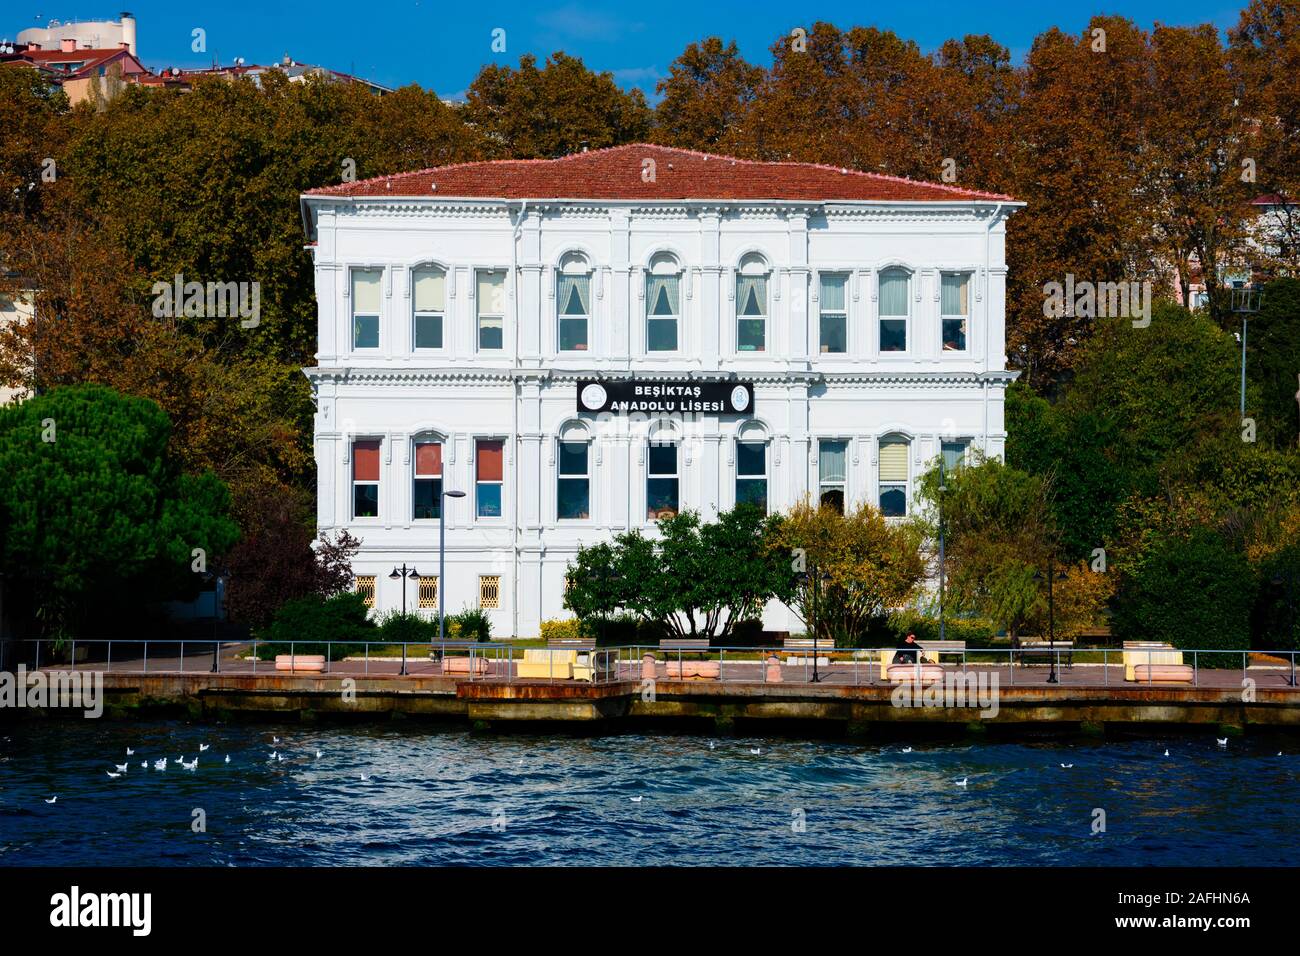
[664,659,721,680]
[783,636,836,665]
[1133,663,1194,684]
[275,654,325,673]
[1122,642,1183,681]
[879,640,967,679]
[886,662,946,685]
[441,656,490,676]
[516,648,578,680]
[1017,640,1074,667]
[659,639,710,653]
[547,637,596,649]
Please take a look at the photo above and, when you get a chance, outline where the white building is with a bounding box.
[300,144,1022,637]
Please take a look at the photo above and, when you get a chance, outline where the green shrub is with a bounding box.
[450,607,492,642]
[540,618,582,641]
[726,618,765,645]
[255,590,376,658]
[377,610,438,644]
[1113,528,1254,665]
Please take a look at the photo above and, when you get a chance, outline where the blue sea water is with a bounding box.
[1,722,1296,866]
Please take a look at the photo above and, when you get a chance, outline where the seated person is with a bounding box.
[894,632,922,665]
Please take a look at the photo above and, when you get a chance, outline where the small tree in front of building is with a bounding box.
[564,505,793,641]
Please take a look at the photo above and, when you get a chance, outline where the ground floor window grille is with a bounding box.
[479,575,501,609]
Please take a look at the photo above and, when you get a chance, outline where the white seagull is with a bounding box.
[273,737,281,744]
[1163,749,1170,757]
[225,755,231,764]
[955,777,968,787]
[902,747,913,754]
[315,750,323,759]
[1060,763,1074,769]
[360,773,370,781]
[106,771,121,779]
[1216,738,1228,747]
[630,796,643,803]
[154,759,167,771]
[749,748,761,755]
[125,748,134,756]
[199,744,210,752]
[44,796,57,804]
[114,763,128,773]
[140,762,147,769]
[269,751,278,761]
[181,758,198,771]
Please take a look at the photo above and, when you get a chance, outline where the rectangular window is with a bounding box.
[736,274,767,352]
[476,439,504,518]
[413,267,445,349]
[879,438,909,517]
[557,440,590,520]
[352,439,380,518]
[355,575,376,609]
[413,440,442,519]
[819,274,847,354]
[941,439,969,474]
[479,575,501,610]
[352,269,381,350]
[736,441,768,513]
[879,270,909,352]
[477,270,505,351]
[818,439,847,514]
[418,577,438,609]
[557,273,590,351]
[647,442,679,519]
[647,273,680,351]
[941,273,969,351]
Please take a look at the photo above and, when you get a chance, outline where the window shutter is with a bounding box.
[878,439,909,483]
[415,441,442,477]
[477,440,504,481]
[353,440,381,481]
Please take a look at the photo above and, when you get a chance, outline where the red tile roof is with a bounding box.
[304,144,1018,203]
[2,47,147,80]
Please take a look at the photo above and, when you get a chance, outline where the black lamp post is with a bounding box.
[1033,555,1068,684]
[1231,284,1263,420]
[389,564,420,675]
[800,566,831,683]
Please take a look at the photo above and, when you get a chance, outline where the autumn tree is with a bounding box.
[653,37,763,153]
[462,52,652,159]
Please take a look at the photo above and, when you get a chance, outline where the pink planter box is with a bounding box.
[664,660,721,680]
[275,654,325,672]
[1132,663,1194,684]
[441,656,490,675]
[886,663,945,685]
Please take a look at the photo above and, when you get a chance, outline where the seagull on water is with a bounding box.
[273,737,281,744]
[708,741,715,750]
[140,762,148,769]
[360,773,370,781]
[1217,738,1228,747]
[225,755,231,764]
[269,751,278,761]
[45,796,57,804]
[1060,763,1073,769]
[630,796,643,803]
[114,763,128,773]
[199,744,210,753]
[902,747,913,754]
[749,748,761,755]
[315,750,323,759]
[154,759,167,771]
[106,771,121,779]
[1163,749,1170,757]
[955,777,968,787]
[181,758,198,771]
[125,748,134,756]
[276,754,284,763]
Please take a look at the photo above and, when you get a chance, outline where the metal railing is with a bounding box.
[5,639,1297,690]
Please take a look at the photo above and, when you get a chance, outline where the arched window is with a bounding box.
[941,272,971,351]
[412,433,444,519]
[646,420,680,520]
[557,252,592,352]
[411,265,446,350]
[646,252,681,352]
[879,267,910,352]
[878,434,910,516]
[736,422,769,513]
[557,422,591,521]
[736,253,769,353]
[818,439,847,514]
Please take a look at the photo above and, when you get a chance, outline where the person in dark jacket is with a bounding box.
[894,632,922,665]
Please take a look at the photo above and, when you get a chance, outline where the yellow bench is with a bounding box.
[516,648,577,680]
[1123,643,1183,681]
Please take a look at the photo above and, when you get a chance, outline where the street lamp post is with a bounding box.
[801,567,831,683]
[938,459,947,644]
[437,489,467,652]
[1034,556,1067,684]
[389,563,420,675]
[1231,285,1263,420]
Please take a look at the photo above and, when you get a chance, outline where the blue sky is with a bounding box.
[4,1,1250,99]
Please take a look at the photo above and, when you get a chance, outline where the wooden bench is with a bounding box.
[516,648,577,679]
[547,637,596,649]
[879,640,966,679]
[659,639,710,653]
[275,654,325,673]
[782,636,836,665]
[1017,640,1074,667]
[441,656,490,676]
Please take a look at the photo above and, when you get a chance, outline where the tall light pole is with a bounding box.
[1231,285,1263,420]
[938,458,947,644]
[388,564,420,615]
[1034,555,1067,685]
[438,489,466,650]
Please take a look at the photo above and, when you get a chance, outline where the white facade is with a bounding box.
[302,150,1021,637]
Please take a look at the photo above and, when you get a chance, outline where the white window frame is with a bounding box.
[412,436,444,521]
[474,436,506,521]
[556,437,592,521]
[735,254,770,355]
[878,434,912,518]
[350,267,382,352]
[476,269,506,353]
[817,437,849,513]
[646,439,680,522]
[877,266,912,356]
[817,271,849,355]
[351,437,382,521]
[645,253,683,355]
[556,253,593,354]
[734,437,769,514]
[940,271,972,354]
[411,264,447,353]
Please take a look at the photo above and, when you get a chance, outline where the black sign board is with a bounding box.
[577,379,754,415]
